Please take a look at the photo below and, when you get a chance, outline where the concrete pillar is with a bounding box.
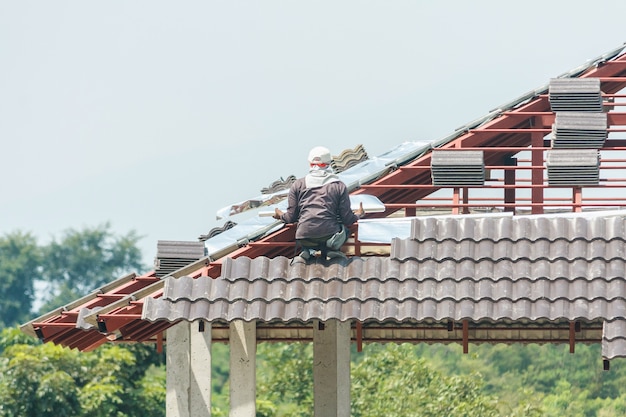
[166,320,212,417]
[313,320,351,417]
[229,320,256,417]
[190,321,212,416]
[167,321,190,417]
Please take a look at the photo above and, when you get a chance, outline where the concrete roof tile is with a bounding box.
[142,213,626,359]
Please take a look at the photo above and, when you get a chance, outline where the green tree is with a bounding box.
[0,231,41,328]
[39,223,145,312]
[257,343,313,417]
[351,344,498,417]
[256,342,499,417]
[133,364,167,417]
[0,327,165,417]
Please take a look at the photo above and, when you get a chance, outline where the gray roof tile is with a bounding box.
[408,214,626,242]
[331,144,369,173]
[142,213,626,359]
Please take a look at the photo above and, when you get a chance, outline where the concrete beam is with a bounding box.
[313,320,351,417]
[229,320,257,417]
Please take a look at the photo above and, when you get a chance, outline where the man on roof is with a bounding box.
[273,146,364,261]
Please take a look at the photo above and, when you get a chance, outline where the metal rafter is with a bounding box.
[24,45,626,351]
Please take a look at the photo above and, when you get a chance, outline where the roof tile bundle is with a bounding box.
[154,240,206,278]
[552,112,608,148]
[549,78,603,112]
[546,149,600,186]
[431,150,485,186]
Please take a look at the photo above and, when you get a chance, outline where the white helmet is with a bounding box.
[307,146,332,164]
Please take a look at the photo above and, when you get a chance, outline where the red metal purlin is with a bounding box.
[30,47,626,351]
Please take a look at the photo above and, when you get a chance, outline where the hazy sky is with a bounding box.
[2,1,625,265]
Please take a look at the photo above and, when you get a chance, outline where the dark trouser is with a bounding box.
[297,225,348,252]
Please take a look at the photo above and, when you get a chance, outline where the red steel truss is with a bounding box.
[23,46,626,351]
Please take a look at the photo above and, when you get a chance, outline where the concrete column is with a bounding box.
[166,320,212,417]
[166,321,190,417]
[190,321,212,417]
[229,320,256,417]
[313,320,351,417]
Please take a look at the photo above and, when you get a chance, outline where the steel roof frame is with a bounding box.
[22,44,626,352]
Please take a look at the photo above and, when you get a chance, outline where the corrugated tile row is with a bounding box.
[260,175,297,195]
[162,267,626,302]
[408,214,626,242]
[142,255,626,358]
[144,294,626,324]
[198,220,237,241]
[144,256,626,319]
[391,239,626,264]
[141,214,626,359]
[331,144,369,173]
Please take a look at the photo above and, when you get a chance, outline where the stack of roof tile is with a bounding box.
[547,78,606,185]
[154,240,206,278]
[551,112,608,148]
[549,78,603,112]
[431,150,485,186]
[546,149,600,186]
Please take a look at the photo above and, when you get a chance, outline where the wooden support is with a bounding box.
[569,321,576,353]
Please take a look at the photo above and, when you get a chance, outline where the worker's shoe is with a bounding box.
[327,250,347,260]
[299,250,312,260]
[291,249,312,264]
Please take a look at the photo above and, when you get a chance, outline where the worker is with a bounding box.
[273,146,364,260]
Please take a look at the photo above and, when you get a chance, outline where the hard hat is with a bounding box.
[308,146,332,164]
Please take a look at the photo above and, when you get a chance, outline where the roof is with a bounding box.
[21,42,626,362]
[142,213,626,359]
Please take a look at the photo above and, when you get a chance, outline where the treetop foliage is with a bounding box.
[0,223,147,328]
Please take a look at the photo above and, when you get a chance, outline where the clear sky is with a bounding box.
[1,1,625,266]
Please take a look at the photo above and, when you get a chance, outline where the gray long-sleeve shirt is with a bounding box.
[280,176,358,240]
